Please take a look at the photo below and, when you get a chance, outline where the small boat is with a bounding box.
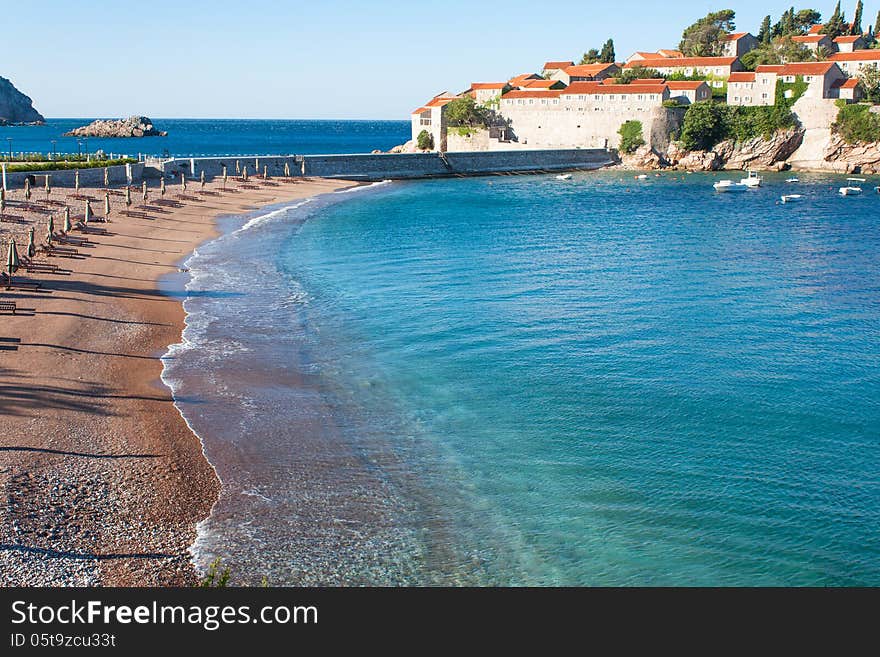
[635,174,648,180]
[741,171,763,187]
[714,180,749,192]
[839,186,863,196]
[875,186,880,194]
[786,177,799,183]
[556,173,573,181]
[781,194,803,203]
[846,177,866,182]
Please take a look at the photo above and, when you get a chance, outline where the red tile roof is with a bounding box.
[503,89,564,99]
[657,49,684,57]
[780,62,838,75]
[508,73,543,85]
[425,96,456,107]
[832,78,860,88]
[623,56,738,69]
[723,32,749,41]
[543,61,574,70]
[755,65,786,73]
[666,80,708,89]
[829,50,880,61]
[728,72,756,82]
[834,35,863,43]
[564,63,617,77]
[470,82,508,90]
[521,79,562,89]
[411,106,430,115]
[563,82,667,95]
[792,34,829,43]
[808,24,823,34]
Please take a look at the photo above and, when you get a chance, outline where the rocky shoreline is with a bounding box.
[64,116,167,138]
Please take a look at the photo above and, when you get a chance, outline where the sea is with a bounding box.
[19,119,877,585]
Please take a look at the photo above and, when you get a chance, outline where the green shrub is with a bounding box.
[618,120,646,153]
[416,129,434,150]
[443,96,488,128]
[832,103,880,143]
[5,158,136,173]
[679,102,796,151]
[199,558,230,587]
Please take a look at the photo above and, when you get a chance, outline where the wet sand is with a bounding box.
[0,174,356,585]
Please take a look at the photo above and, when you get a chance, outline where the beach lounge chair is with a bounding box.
[0,300,16,314]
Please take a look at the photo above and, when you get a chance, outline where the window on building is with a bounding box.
[761,93,768,99]
[734,96,740,101]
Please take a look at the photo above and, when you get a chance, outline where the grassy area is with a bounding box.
[4,158,137,173]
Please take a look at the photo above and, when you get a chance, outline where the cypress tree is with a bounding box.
[875,9,880,36]
[852,0,863,35]
[757,15,772,43]
[599,39,615,63]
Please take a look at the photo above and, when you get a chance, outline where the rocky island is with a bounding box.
[64,116,167,138]
[0,76,45,125]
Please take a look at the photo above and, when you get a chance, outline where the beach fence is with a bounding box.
[1,162,145,189]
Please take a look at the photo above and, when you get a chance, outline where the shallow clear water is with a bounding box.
[165,171,880,585]
[0,119,410,158]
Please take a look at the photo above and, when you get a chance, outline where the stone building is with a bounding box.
[726,62,846,106]
[828,49,880,75]
[666,80,712,104]
[622,56,742,88]
[722,32,759,58]
[791,33,834,54]
[550,63,620,85]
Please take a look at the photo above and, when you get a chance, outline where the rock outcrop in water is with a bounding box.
[822,134,880,174]
[64,116,167,138]
[0,76,45,125]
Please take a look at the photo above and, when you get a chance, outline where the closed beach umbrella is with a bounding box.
[160,177,166,196]
[222,165,228,189]
[200,170,205,189]
[125,186,132,207]
[181,172,186,191]
[7,239,20,275]
[75,169,80,192]
[24,178,31,202]
[255,157,259,172]
[63,206,70,230]
[104,166,109,188]
[84,200,91,224]
[63,209,72,233]
[27,226,35,258]
[0,193,4,216]
[46,221,53,247]
[284,161,290,177]
[235,160,241,175]
[263,165,268,179]
[104,191,111,220]
[45,174,51,198]
[47,214,55,236]
[243,165,248,181]
[142,181,148,203]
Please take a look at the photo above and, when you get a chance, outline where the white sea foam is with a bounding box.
[334,179,393,194]
[237,198,314,233]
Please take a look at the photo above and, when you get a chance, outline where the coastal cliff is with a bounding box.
[0,76,45,125]
[823,134,880,174]
[64,116,167,138]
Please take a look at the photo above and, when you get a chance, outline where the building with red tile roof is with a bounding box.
[729,61,845,106]
[828,49,880,74]
[722,32,758,58]
[542,61,574,76]
[549,62,620,85]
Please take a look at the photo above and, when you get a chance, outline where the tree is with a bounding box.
[875,9,880,36]
[794,9,822,33]
[580,48,600,65]
[679,9,736,56]
[740,36,813,70]
[852,0,864,35]
[858,63,880,102]
[616,67,664,84]
[823,1,847,38]
[618,121,645,153]
[679,102,726,150]
[599,39,616,63]
[757,15,772,43]
[443,97,488,128]
[417,130,434,150]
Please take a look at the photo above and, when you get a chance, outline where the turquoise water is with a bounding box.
[167,171,880,585]
[0,119,410,157]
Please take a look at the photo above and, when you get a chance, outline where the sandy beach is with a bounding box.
[0,173,355,586]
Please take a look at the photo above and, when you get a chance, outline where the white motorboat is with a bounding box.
[556,173,573,180]
[635,174,648,180]
[740,171,763,187]
[846,177,866,182]
[714,180,749,192]
[786,177,799,183]
[781,194,803,203]
[839,186,863,196]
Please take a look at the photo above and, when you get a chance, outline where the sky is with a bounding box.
[4,0,878,119]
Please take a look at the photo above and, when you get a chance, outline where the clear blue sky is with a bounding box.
[4,0,876,119]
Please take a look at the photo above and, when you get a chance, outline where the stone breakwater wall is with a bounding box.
[2,162,145,189]
[151,149,614,182]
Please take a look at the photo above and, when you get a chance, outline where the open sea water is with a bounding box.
[162,169,880,586]
[0,119,410,157]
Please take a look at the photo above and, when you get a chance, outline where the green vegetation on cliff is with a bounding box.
[832,103,880,143]
[618,121,645,153]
